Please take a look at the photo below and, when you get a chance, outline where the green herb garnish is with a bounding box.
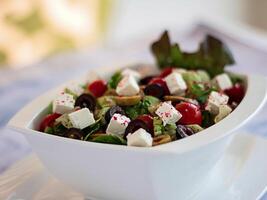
[107,71,122,89]
[124,96,160,119]
[151,31,235,77]
[189,83,215,104]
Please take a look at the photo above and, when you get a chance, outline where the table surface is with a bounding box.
[1,23,267,199]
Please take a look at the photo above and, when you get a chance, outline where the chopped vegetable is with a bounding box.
[153,117,164,136]
[186,124,204,133]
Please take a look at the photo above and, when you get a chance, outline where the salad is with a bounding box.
[38,31,245,147]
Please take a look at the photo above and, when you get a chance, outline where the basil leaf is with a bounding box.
[108,72,122,89]
[92,135,126,145]
[151,31,235,77]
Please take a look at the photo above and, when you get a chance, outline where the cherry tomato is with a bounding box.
[159,67,173,78]
[137,114,154,133]
[149,77,170,95]
[88,80,107,98]
[224,83,245,104]
[175,102,202,125]
[39,113,61,132]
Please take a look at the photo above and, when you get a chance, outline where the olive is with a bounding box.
[124,119,151,139]
[105,105,125,123]
[64,128,83,140]
[139,75,155,85]
[176,125,194,140]
[75,93,96,111]
[144,83,164,99]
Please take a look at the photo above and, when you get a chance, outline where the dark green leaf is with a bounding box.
[107,72,122,89]
[83,119,102,141]
[92,134,126,145]
[151,31,235,77]
[44,123,67,136]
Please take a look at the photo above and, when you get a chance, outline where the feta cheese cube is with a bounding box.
[53,93,75,114]
[121,68,141,81]
[65,81,84,96]
[156,102,182,125]
[55,114,73,128]
[106,113,131,136]
[68,108,95,129]
[205,91,229,115]
[164,72,187,95]
[116,75,140,96]
[127,128,153,147]
[213,73,233,90]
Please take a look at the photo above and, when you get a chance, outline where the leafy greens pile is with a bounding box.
[151,31,235,77]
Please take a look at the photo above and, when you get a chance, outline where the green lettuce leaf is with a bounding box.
[92,134,126,145]
[151,31,235,77]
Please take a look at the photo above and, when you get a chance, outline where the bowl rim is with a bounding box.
[7,65,267,154]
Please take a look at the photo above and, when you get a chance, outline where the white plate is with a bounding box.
[0,133,266,200]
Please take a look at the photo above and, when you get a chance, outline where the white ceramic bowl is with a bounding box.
[8,65,267,200]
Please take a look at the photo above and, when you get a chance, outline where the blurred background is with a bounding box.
[0,0,267,68]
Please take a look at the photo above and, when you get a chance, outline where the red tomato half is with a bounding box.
[137,114,154,133]
[175,102,202,125]
[39,113,61,132]
[88,80,107,97]
[224,83,245,104]
[149,77,170,95]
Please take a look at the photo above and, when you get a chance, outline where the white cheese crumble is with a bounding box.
[121,68,141,81]
[106,113,131,136]
[164,72,187,95]
[205,91,229,115]
[127,128,153,147]
[53,93,75,114]
[155,102,182,126]
[213,73,233,90]
[68,108,95,129]
[116,75,140,96]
